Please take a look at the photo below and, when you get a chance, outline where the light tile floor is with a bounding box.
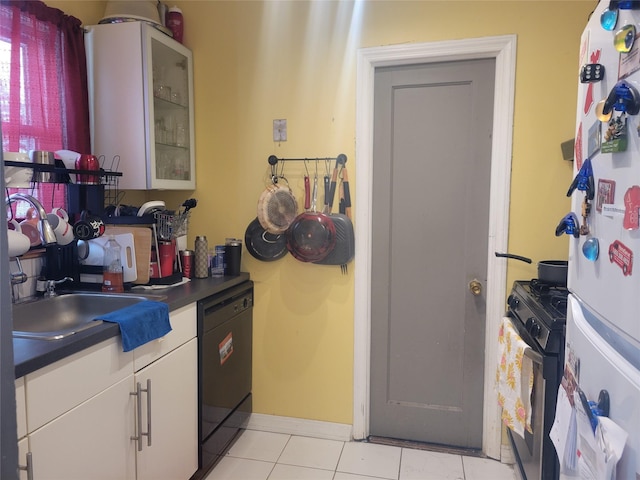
[205,430,516,480]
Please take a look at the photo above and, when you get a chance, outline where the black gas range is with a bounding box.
[505,280,569,480]
[508,279,568,354]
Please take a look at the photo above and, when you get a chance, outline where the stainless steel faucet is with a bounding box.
[5,193,57,246]
[44,277,73,298]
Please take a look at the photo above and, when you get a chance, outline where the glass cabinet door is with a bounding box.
[87,22,195,190]
[146,26,195,189]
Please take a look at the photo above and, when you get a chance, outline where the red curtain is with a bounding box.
[1,0,90,215]
[0,0,90,153]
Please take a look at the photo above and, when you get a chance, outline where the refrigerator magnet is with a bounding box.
[623,185,640,229]
[596,179,616,213]
[582,50,603,114]
[587,120,601,158]
[608,240,633,276]
[575,122,584,170]
[601,112,628,153]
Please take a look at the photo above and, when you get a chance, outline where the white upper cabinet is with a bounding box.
[86,22,195,190]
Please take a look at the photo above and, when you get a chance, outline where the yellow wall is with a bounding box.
[52,0,594,426]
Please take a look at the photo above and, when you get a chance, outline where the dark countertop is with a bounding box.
[14,273,251,378]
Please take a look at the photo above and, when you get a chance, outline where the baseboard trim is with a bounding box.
[368,436,484,458]
[246,413,353,442]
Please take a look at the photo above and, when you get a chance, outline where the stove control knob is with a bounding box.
[507,294,519,310]
[527,318,542,338]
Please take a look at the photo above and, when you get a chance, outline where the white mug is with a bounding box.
[79,240,104,265]
[7,219,21,232]
[50,208,69,221]
[47,213,74,246]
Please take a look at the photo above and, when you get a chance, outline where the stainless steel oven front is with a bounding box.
[506,280,567,480]
[505,316,550,480]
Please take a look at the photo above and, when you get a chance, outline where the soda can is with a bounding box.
[180,249,194,278]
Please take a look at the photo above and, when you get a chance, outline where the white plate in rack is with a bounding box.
[137,201,165,217]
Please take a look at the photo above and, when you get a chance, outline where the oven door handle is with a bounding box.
[524,346,543,365]
[506,316,544,365]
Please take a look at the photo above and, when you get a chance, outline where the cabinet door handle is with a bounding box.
[131,380,152,450]
[18,451,33,480]
[131,382,143,451]
[145,379,152,447]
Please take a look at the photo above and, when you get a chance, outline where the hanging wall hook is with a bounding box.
[267,154,348,166]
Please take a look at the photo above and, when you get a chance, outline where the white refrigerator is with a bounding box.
[565,1,640,479]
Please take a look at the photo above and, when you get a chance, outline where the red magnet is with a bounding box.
[609,240,633,276]
[623,185,640,229]
[575,122,584,170]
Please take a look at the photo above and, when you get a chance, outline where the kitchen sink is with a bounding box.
[12,292,164,340]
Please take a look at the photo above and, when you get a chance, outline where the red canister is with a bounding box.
[158,241,175,277]
[75,154,100,184]
[180,249,194,278]
[165,6,184,43]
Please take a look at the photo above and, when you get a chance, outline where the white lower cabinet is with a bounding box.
[15,377,26,440]
[18,437,29,480]
[135,338,198,480]
[18,303,198,480]
[29,375,136,480]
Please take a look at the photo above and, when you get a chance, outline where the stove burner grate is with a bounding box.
[529,278,569,296]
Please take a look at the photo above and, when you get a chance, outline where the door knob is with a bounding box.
[469,279,482,296]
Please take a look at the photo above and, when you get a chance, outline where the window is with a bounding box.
[1,0,90,217]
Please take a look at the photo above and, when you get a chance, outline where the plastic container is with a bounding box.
[210,245,225,277]
[165,6,183,43]
[102,235,124,293]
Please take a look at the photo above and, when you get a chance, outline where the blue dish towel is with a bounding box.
[96,301,172,352]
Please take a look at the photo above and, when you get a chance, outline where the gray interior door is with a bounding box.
[370,58,495,449]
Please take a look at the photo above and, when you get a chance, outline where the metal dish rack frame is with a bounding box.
[149,210,190,283]
[154,210,190,241]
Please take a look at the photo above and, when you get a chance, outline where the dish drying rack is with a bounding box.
[102,155,124,206]
[154,210,190,241]
[148,205,193,284]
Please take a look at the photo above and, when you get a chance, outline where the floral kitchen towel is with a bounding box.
[496,316,534,438]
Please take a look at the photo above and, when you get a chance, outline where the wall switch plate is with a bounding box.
[273,119,287,142]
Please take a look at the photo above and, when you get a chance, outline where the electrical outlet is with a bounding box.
[273,119,287,142]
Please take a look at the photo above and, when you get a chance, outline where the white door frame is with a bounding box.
[353,34,517,460]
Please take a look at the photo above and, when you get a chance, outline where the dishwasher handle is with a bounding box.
[203,295,252,317]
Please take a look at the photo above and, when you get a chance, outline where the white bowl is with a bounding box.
[3,152,33,187]
[55,149,81,183]
[101,1,162,25]
[7,229,31,257]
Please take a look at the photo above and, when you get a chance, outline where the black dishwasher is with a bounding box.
[197,281,253,474]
